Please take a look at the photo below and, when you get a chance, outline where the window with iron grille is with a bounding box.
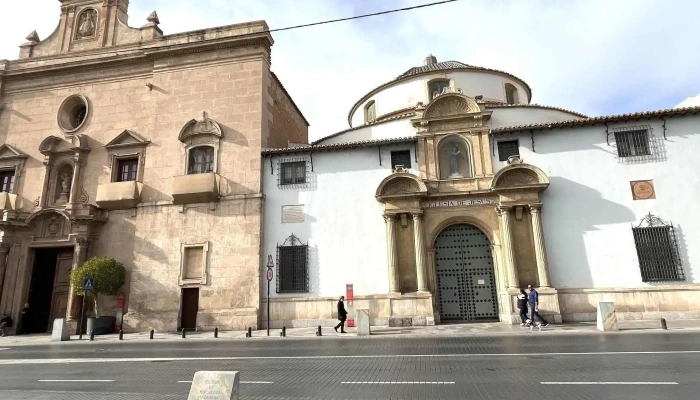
[188,146,214,174]
[615,129,650,158]
[390,150,411,169]
[280,161,306,185]
[116,158,138,182]
[0,170,15,193]
[276,234,309,293]
[632,214,684,282]
[497,140,519,162]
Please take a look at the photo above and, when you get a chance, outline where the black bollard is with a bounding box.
[280,326,286,337]
[89,331,94,341]
[149,329,154,340]
[316,325,322,337]
[118,329,123,340]
[661,318,668,330]
[248,327,252,337]
[214,327,219,338]
[182,329,186,338]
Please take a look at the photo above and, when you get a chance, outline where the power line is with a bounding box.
[268,0,460,33]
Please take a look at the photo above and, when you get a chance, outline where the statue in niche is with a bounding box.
[56,171,73,204]
[449,145,463,178]
[76,9,97,39]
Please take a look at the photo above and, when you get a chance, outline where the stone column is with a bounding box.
[68,156,82,205]
[412,213,428,292]
[496,206,519,289]
[67,237,90,320]
[384,214,400,293]
[0,245,10,304]
[529,204,552,287]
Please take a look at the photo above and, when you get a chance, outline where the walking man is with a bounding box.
[527,285,549,327]
[334,295,348,333]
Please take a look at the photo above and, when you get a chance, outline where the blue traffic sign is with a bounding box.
[82,277,95,291]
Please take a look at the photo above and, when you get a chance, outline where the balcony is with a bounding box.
[171,173,220,204]
[96,181,142,209]
[0,192,17,211]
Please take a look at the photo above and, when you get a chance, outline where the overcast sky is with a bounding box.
[1,0,699,142]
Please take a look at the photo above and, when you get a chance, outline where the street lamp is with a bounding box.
[266,255,274,336]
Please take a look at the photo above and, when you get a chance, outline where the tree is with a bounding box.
[70,256,126,317]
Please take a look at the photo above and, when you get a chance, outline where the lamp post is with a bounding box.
[266,255,274,336]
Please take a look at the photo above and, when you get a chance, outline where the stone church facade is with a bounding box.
[0,0,307,334]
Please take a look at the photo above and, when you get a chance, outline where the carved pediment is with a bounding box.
[178,112,223,143]
[376,172,428,201]
[26,209,72,239]
[0,144,28,160]
[491,163,549,191]
[423,93,481,119]
[105,130,150,149]
[39,134,90,155]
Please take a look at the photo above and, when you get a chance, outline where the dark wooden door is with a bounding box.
[180,288,199,331]
[49,250,73,331]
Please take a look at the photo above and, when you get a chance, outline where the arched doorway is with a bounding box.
[434,224,498,322]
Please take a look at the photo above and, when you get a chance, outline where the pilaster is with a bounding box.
[529,204,551,287]
[384,214,400,293]
[412,213,428,292]
[496,206,519,289]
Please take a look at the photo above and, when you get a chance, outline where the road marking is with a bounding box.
[342,381,455,384]
[38,380,115,382]
[1,350,699,365]
[178,381,273,384]
[541,382,678,385]
[0,348,9,351]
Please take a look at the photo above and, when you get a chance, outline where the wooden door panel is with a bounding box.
[49,292,69,330]
[180,288,199,330]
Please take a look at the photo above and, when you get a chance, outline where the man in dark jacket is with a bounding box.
[527,285,549,327]
[0,314,11,337]
[334,296,347,333]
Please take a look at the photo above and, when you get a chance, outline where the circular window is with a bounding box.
[57,95,90,133]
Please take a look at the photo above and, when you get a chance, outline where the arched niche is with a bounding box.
[437,135,473,180]
[423,92,480,119]
[53,163,74,205]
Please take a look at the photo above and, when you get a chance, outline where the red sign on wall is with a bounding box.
[346,284,354,301]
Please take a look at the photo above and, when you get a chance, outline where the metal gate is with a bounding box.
[435,224,498,321]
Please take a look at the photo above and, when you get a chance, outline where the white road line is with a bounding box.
[541,382,678,385]
[38,380,115,382]
[1,350,698,365]
[0,348,9,351]
[342,381,455,384]
[177,381,273,384]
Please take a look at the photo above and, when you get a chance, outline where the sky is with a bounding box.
[1,0,699,142]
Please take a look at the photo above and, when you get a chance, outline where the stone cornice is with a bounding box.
[4,32,272,81]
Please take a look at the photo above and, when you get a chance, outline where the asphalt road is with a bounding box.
[0,331,699,399]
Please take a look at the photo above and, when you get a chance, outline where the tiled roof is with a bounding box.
[491,106,700,134]
[312,109,415,145]
[485,103,588,119]
[348,61,533,126]
[262,136,416,156]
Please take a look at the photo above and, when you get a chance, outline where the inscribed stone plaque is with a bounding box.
[188,371,240,400]
[282,205,305,223]
[630,180,655,200]
[422,197,496,208]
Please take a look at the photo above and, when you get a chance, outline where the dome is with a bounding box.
[348,55,533,127]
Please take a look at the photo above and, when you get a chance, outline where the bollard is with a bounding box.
[118,329,123,340]
[149,329,154,340]
[248,327,252,337]
[182,329,186,338]
[316,325,322,337]
[661,318,668,330]
[280,326,286,337]
[214,327,219,338]
[89,331,94,341]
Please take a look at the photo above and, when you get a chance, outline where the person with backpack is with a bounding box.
[517,289,529,326]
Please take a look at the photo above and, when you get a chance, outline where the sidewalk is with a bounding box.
[1,319,699,347]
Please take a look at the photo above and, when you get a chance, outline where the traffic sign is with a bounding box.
[266,267,274,282]
[82,277,95,291]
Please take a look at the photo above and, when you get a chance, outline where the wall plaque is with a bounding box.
[281,205,305,223]
[187,371,239,400]
[422,197,496,208]
[630,180,656,200]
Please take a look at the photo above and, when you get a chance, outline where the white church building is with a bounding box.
[261,55,700,327]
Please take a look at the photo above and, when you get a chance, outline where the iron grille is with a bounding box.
[390,150,412,169]
[277,158,310,188]
[632,214,684,282]
[611,125,665,164]
[497,140,519,161]
[276,234,309,293]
